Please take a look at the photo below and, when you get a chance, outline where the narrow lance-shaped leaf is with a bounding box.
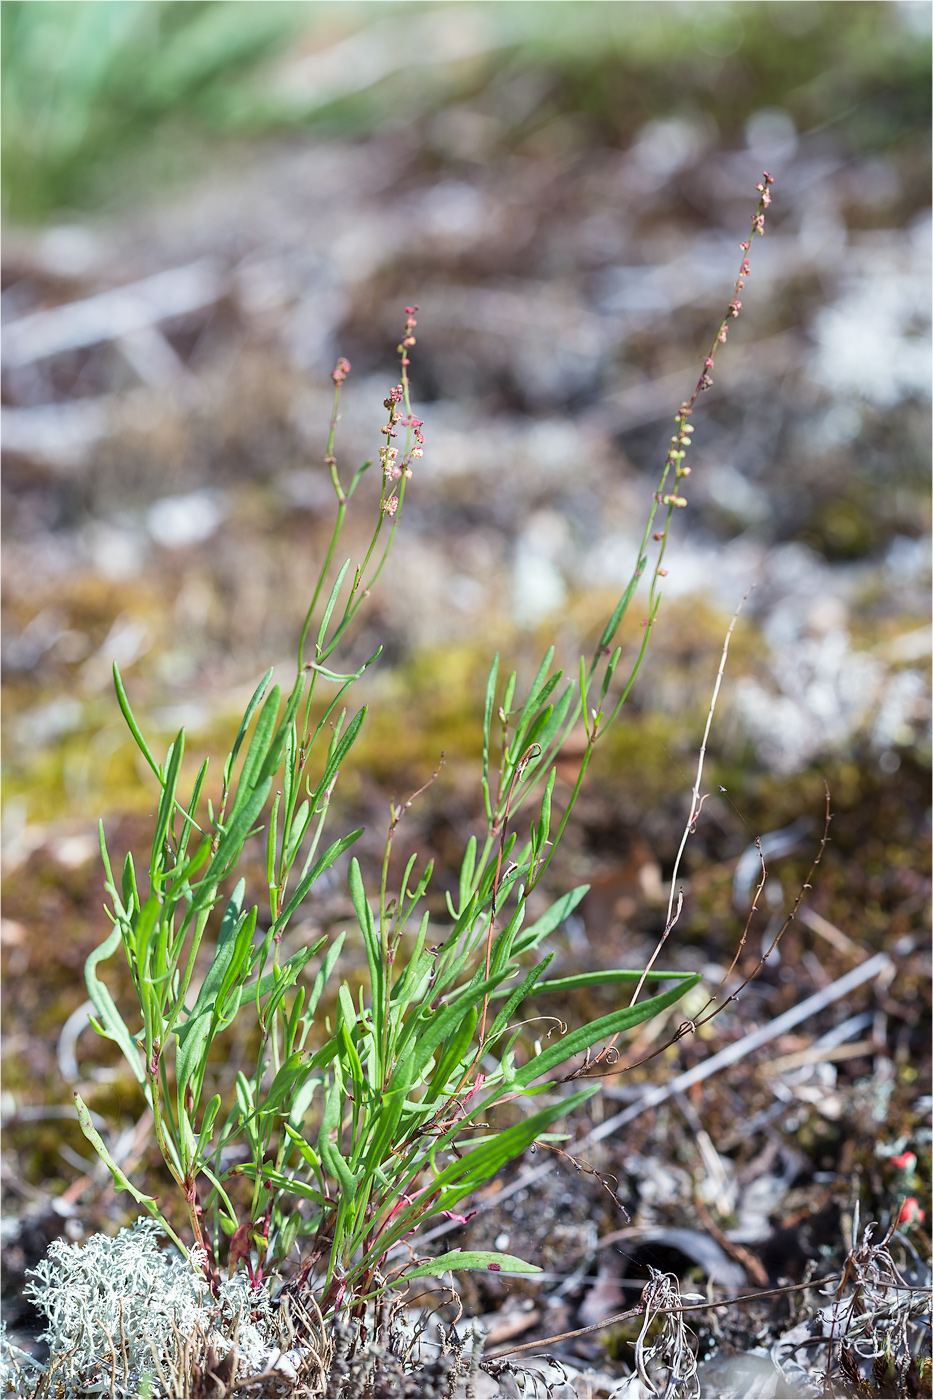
[400,1251,542,1282]
[511,884,589,956]
[84,924,145,1084]
[348,857,385,1042]
[308,708,367,810]
[369,1087,595,1262]
[533,968,696,995]
[316,558,352,654]
[485,953,554,1046]
[458,835,477,915]
[150,731,185,876]
[74,1093,157,1206]
[511,973,701,1089]
[225,682,281,829]
[318,1075,357,1197]
[482,655,500,821]
[597,559,646,654]
[272,829,364,935]
[306,932,346,1020]
[112,662,161,778]
[225,667,274,781]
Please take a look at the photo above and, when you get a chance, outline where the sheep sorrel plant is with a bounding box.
[76,180,776,1318]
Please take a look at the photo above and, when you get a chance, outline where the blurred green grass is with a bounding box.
[3,0,929,222]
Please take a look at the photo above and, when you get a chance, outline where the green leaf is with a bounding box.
[113,662,160,778]
[485,953,554,1045]
[253,941,322,1018]
[457,835,477,915]
[261,1051,312,1119]
[512,884,589,955]
[84,924,145,1084]
[521,648,557,722]
[150,730,185,874]
[306,932,346,1019]
[426,1005,478,1096]
[318,1076,357,1196]
[532,768,556,860]
[348,857,385,1040]
[512,973,701,1088]
[231,683,281,811]
[371,1088,595,1260]
[175,885,254,1095]
[308,708,366,808]
[597,559,646,652]
[201,773,273,890]
[400,1250,542,1282]
[399,971,507,1081]
[283,1122,322,1167]
[121,851,139,917]
[389,916,432,1016]
[74,1093,156,1204]
[530,682,575,761]
[482,654,500,821]
[273,829,363,934]
[534,968,694,995]
[316,558,352,653]
[133,891,163,978]
[361,1085,409,1173]
[194,1094,222,1163]
[286,1076,321,1132]
[225,668,274,781]
[232,1162,327,1206]
[177,758,209,865]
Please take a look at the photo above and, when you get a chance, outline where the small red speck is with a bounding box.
[487,1262,502,1271]
[890,1151,917,1172]
[898,1198,925,1227]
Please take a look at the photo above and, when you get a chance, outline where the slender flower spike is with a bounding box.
[332,356,351,385]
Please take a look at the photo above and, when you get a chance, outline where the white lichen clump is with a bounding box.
[4,1217,273,1398]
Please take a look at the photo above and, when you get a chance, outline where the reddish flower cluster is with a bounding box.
[331,356,351,385]
[379,313,426,516]
[398,305,418,368]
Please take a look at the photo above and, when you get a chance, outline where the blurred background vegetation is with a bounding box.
[2,1,930,223]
